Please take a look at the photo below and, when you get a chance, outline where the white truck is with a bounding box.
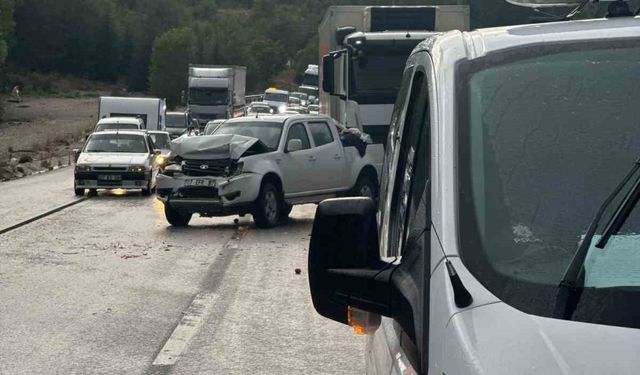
[98,96,166,130]
[319,5,469,145]
[187,65,247,127]
[298,64,319,98]
[156,114,379,228]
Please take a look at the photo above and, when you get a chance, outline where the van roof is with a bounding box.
[97,117,143,125]
[416,16,640,60]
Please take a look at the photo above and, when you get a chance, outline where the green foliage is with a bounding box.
[149,28,195,109]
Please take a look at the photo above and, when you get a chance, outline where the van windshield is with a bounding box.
[264,93,288,103]
[166,114,187,128]
[457,40,640,328]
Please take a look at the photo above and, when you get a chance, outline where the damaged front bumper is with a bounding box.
[156,172,262,215]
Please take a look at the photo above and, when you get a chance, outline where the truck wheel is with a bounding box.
[88,189,98,197]
[252,182,282,228]
[74,186,84,196]
[164,204,192,227]
[352,174,378,200]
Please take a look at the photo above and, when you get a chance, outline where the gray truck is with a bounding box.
[187,65,247,127]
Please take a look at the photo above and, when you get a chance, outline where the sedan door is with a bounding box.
[279,123,316,195]
[306,121,348,192]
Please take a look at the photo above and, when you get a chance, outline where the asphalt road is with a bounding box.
[0,169,365,374]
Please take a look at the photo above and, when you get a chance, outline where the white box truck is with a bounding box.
[98,96,167,130]
[319,5,470,145]
[187,65,247,127]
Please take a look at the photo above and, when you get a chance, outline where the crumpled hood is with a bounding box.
[170,134,261,160]
[78,153,149,166]
[445,302,640,374]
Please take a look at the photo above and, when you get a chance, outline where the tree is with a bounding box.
[148,28,195,109]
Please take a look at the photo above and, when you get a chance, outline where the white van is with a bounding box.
[99,96,167,130]
[308,5,640,375]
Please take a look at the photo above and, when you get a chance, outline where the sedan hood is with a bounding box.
[171,134,267,160]
[78,153,149,166]
[445,302,640,374]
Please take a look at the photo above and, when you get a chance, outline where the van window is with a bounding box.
[308,122,334,147]
[286,123,310,150]
[388,71,429,257]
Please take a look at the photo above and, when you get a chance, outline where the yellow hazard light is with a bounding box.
[347,306,381,336]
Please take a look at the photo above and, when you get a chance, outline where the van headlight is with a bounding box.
[160,163,183,177]
[128,165,147,173]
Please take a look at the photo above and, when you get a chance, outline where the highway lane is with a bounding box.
[0,167,78,229]
[0,175,364,374]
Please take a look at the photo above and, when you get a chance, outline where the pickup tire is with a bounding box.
[141,180,152,196]
[252,182,282,229]
[74,187,84,196]
[352,173,378,200]
[165,204,192,227]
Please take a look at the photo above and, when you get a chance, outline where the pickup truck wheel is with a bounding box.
[164,204,191,227]
[141,180,152,196]
[353,174,378,200]
[88,189,98,197]
[282,203,293,218]
[253,182,281,228]
[74,187,84,196]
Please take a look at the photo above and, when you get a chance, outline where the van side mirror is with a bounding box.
[286,139,303,153]
[308,198,393,326]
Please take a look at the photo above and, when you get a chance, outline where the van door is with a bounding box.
[368,51,433,375]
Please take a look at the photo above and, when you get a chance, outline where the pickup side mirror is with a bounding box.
[309,197,392,326]
[286,139,303,153]
[72,148,81,162]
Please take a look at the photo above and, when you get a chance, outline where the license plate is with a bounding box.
[98,175,122,181]
[185,178,216,187]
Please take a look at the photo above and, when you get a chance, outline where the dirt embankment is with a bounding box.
[0,96,99,181]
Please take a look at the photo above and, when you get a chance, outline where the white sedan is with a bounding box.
[74,131,160,196]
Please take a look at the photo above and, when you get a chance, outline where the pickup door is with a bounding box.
[280,123,317,194]
[306,121,348,192]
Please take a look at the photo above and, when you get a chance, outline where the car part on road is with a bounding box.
[0,197,89,236]
[252,182,282,228]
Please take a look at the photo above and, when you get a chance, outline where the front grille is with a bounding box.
[183,159,232,177]
[93,166,127,172]
[179,186,219,199]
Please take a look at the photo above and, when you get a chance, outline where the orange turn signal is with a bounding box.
[347,306,381,336]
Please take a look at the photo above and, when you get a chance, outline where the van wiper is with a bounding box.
[554,158,640,320]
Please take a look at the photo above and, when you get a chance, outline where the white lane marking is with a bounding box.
[152,292,218,366]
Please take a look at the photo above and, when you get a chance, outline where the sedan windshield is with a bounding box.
[84,134,149,153]
[457,40,640,327]
[213,121,283,151]
[95,123,138,132]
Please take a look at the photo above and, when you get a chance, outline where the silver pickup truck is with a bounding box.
[156,114,381,228]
